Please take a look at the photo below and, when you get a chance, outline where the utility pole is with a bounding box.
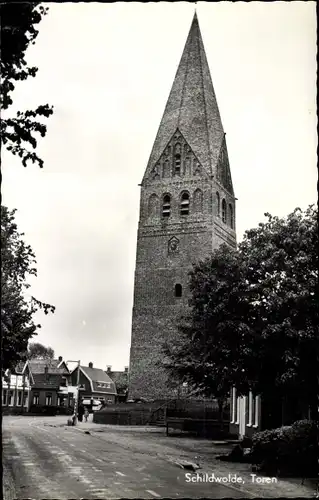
[74,360,81,425]
[22,373,26,415]
[67,359,81,425]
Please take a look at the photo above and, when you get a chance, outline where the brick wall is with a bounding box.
[129,181,236,400]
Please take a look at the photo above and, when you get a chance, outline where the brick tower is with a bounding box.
[128,13,236,400]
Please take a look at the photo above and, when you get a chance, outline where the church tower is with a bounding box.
[129,13,236,400]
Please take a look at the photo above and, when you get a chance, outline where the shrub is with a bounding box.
[251,420,319,477]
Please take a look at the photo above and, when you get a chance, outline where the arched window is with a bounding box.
[222,199,227,223]
[162,194,171,217]
[148,194,159,217]
[193,189,203,212]
[180,192,190,216]
[175,284,182,297]
[229,203,234,229]
[216,192,220,217]
[174,143,181,175]
[184,157,191,176]
[163,160,170,178]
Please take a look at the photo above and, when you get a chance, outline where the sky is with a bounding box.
[2,2,317,371]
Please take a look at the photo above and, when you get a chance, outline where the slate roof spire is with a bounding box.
[145,12,225,178]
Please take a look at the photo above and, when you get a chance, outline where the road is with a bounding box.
[3,415,245,499]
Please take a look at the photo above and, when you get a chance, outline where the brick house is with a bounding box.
[105,366,129,402]
[28,356,72,412]
[70,362,117,405]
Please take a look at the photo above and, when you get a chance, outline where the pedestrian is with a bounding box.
[84,406,89,423]
[78,401,84,422]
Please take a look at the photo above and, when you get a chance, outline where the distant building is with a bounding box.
[129,12,236,400]
[2,356,72,414]
[70,362,117,405]
[2,361,31,414]
[28,356,72,411]
[105,366,128,402]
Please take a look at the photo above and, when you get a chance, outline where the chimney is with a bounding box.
[124,366,128,373]
[88,362,93,368]
[44,365,48,379]
[106,366,112,373]
[58,356,63,362]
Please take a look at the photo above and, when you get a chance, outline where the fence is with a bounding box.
[93,406,155,425]
[93,399,230,429]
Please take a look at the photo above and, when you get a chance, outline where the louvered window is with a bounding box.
[162,195,171,217]
[174,154,181,175]
[222,199,227,223]
[229,204,234,229]
[180,192,190,216]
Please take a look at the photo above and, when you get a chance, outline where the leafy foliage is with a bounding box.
[163,244,254,400]
[250,420,319,476]
[0,2,53,168]
[1,206,55,371]
[163,205,318,411]
[27,342,55,360]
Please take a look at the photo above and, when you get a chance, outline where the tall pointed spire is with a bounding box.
[145,12,225,179]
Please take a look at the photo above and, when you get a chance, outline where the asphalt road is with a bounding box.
[2,416,245,499]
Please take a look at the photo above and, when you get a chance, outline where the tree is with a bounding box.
[0,2,53,168]
[1,206,55,371]
[163,205,318,416]
[28,342,54,360]
[162,244,255,401]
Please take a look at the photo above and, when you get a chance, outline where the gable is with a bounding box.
[58,360,70,372]
[143,129,209,184]
[216,136,234,195]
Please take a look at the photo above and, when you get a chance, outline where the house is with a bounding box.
[70,362,117,405]
[105,366,129,402]
[2,361,32,414]
[229,388,262,439]
[28,356,72,412]
[229,388,312,439]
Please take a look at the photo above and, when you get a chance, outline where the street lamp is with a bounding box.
[67,359,81,425]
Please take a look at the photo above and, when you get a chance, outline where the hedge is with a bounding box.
[250,419,319,477]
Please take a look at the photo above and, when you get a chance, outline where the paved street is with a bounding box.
[2,416,316,499]
[2,416,245,499]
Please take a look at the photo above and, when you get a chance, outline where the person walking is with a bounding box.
[84,406,89,423]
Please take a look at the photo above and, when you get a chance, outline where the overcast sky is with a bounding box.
[2,2,317,371]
